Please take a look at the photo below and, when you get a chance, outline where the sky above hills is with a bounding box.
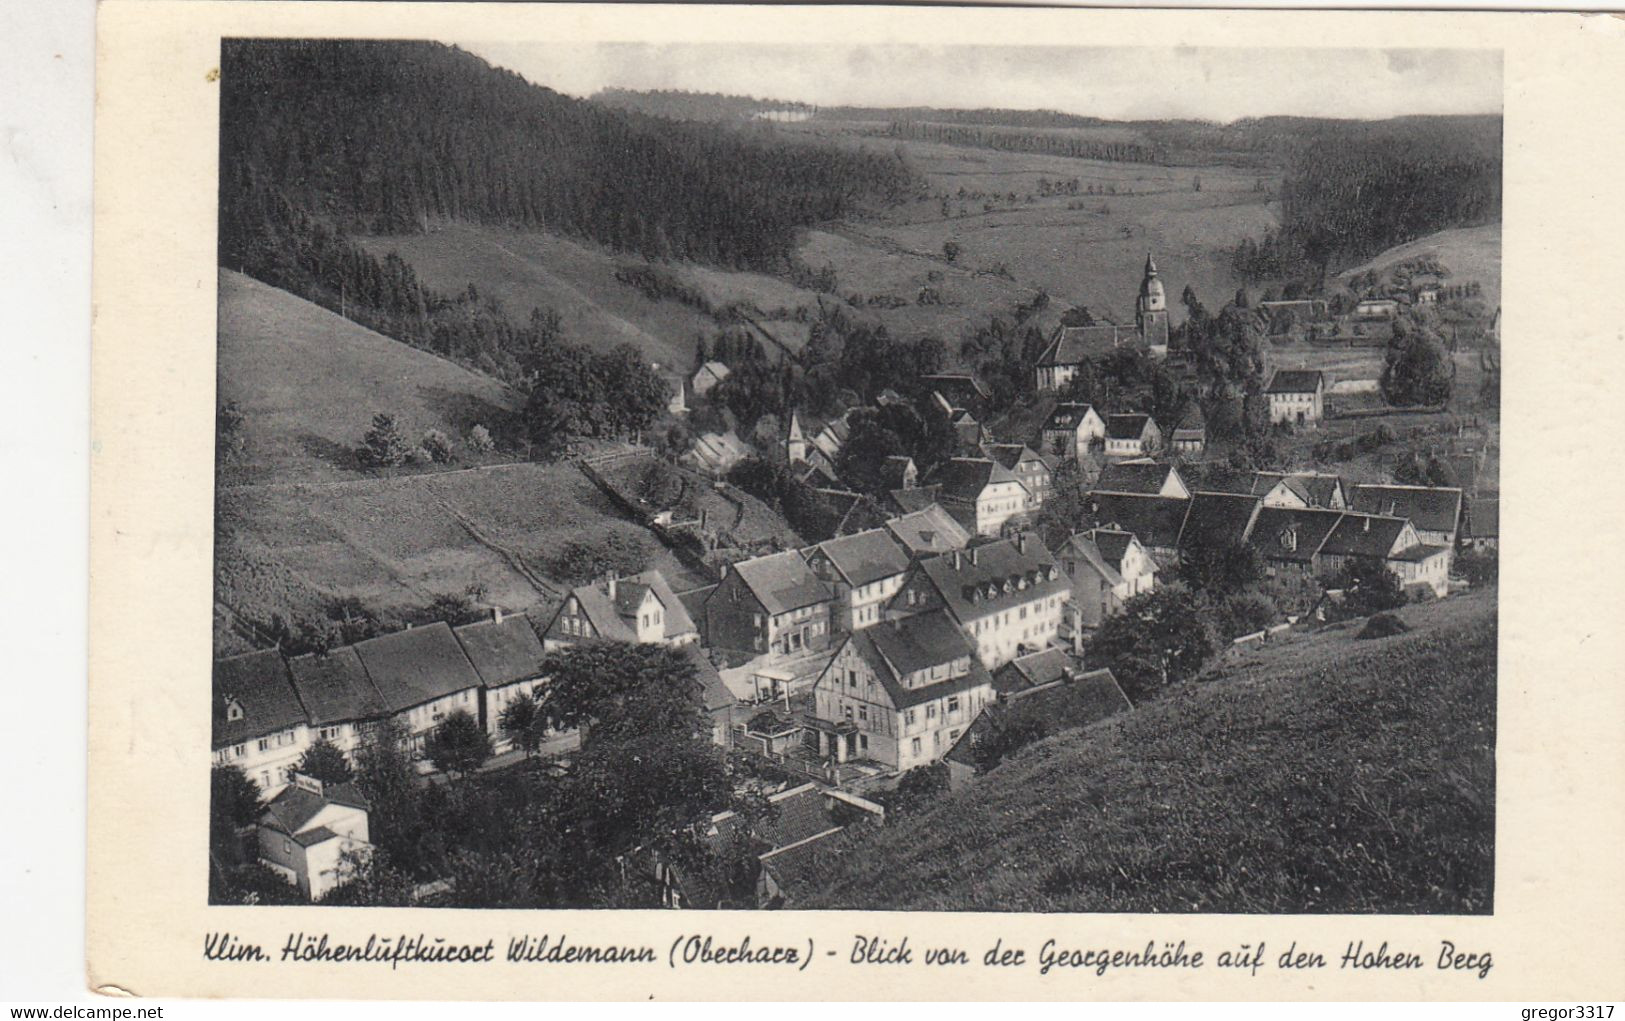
[465,43,1501,122]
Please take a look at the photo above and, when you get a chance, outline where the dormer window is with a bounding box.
[224,696,244,722]
[1280,526,1298,552]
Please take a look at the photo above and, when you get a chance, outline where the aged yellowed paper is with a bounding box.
[90,1,1625,1000]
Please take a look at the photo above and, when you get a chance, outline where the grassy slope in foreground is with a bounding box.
[217,269,522,486]
[796,591,1496,914]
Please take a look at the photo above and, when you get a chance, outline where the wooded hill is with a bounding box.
[218,40,919,273]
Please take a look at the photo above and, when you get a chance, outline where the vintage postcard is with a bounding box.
[89,1,1625,1000]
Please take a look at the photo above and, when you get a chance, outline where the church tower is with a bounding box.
[786,410,807,465]
[1136,253,1170,355]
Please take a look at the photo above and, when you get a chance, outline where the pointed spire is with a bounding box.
[1144,252,1158,277]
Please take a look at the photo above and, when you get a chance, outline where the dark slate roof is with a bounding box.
[848,612,995,710]
[1043,402,1100,432]
[880,455,916,489]
[1089,528,1140,573]
[1086,493,1190,550]
[1096,461,1182,496]
[1178,492,1262,550]
[982,443,1044,473]
[260,780,370,837]
[1350,484,1464,535]
[731,550,833,616]
[677,585,716,631]
[1466,498,1498,539]
[1321,512,1412,559]
[906,533,1066,624]
[454,615,548,689]
[1060,533,1124,588]
[1266,369,1325,394]
[681,645,736,714]
[213,650,307,749]
[885,506,971,557]
[1039,324,1136,366]
[992,647,1074,696]
[946,668,1131,769]
[1173,404,1206,434]
[351,622,482,714]
[1248,507,1346,564]
[886,486,942,516]
[1256,472,1344,509]
[1104,413,1154,441]
[811,529,911,588]
[285,647,385,726]
[926,457,1021,501]
[1390,542,1452,563]
[920,372,992,401]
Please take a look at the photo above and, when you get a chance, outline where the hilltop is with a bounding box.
[1337,224,1502,310]
[791,591,1496,913]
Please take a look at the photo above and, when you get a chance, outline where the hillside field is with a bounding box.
[1338,224,1501,311]
[792,590,1497,913]
[354,226,823,371]
[218,271,525,486]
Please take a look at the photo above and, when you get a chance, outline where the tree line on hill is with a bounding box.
[880,121,1162,165]
[1229,116,1501,284]
[220,40,917,273]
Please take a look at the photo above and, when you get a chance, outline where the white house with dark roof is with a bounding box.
[804,528,912,632]
[704,549,834,660]
[1266,369,1326,425]
[925,456,1032,537]
[1040,402,1106,462]
[213,649,312,795]
[541,570,699,651]
[1103,413,1162,459]
[889,532,1069,669]
[1319,511,1451,597]
[1171,405,1206,454]
[1350,484,1464,549]
[454,611,553,752]
[350,622,484,761]
[1059,527,1156,632]
[256,773,371,901]
[984,443,1053,516]
[811,610,997,770]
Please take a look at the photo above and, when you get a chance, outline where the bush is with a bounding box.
[1215,589,1278,639]
[1358,612,1410,639]
[421,429,455,464]
[1457,548,1498,587]
[466,424,496,453]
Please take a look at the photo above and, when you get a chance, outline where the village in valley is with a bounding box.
[211,40,1500,912]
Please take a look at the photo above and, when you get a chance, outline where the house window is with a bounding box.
[905,709,916,726]
[283,839,293,855]
[857,705,868,723]
[947,696,960,714]
[257,738,270,753]
[926,704,938,719]
[911,737,922,755]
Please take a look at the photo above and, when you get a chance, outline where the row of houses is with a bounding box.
[215,571,736,796]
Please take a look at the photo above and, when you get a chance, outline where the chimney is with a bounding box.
[969,547,979,566]
[1363,516,1371,533]
[606,573,617,600]
[1017,533,1028,555]
[952,550,962,570]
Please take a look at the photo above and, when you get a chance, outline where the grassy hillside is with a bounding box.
[354,226,821,371]
[217,270,522,486]
[1337,224,1502,310]
[794,591,1497,913]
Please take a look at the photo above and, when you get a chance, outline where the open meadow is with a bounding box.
[791,590,1497,913]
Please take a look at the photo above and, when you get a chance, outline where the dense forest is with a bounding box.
[593,87,816,122]
[219,40,918,272]
[1231,116,1502,282]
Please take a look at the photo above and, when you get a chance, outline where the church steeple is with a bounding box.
[787,410,807,465]
[1136,252,1170,354]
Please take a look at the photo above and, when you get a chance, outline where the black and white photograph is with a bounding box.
[206,36,1502,914]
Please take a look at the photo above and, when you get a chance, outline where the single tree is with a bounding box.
[421,428,454,464]
[427,709,493,779]
[540,642,707,745]
[360,412,410,468]
[294,739,354,785]
[942,240,961,263]
[499,691,547,759]
[1089,584,1218,700]
[466,423,496,454]
[210,765,264,861]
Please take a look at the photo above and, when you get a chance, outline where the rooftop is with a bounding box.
[1085,492,1191,550]
[351,622,483,714]
[213,649,308,749]
[1178,492,1263,550]
[728,550,833,616]
[849,612,995,710]
[884,505,972,557]
[1104,413,1155,441]
[453,613,548,688]
[1266,369,1325,394]
[810,528,912,588]
[1350,484,1464,534]
[908,533,1066,624]
[285,646,385,727]
[1096,461,1184,496]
